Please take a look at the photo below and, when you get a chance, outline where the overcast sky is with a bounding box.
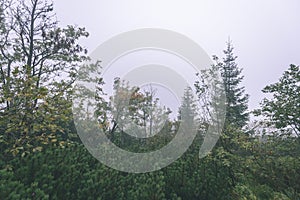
[53,0,300,113]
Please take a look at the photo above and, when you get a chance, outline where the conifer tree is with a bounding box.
[178,87,199,135]
[220,40,249,128]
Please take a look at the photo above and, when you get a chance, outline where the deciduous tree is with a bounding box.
[0,0,89,155]
[254,64,300,136]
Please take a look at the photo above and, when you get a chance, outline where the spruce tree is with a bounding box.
[178,87,199,134]
[220,40,249,128]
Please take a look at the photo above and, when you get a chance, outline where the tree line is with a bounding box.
[0,0,299,199]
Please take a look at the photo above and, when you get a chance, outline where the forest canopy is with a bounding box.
[0,0,299,199]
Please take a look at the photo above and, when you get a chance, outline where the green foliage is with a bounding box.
[220,41,249,128]
[0,1,299,199]
[0,168,49,199]
[194,41,251,200]
[255,64,300,136]
[0,144,165,199]
[0,0,88,156]
[1,138,298,199]
[232,184,257,200]
[198,40,249,129]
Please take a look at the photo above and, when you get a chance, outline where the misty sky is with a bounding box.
[53,0,300,115]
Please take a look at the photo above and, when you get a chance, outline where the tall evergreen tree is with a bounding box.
[220,40,249,128]
[178,87,199,134]
[195,41,250,191]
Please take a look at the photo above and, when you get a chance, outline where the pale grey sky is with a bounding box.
[54,0,300,113]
